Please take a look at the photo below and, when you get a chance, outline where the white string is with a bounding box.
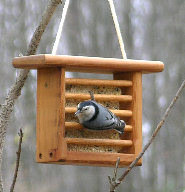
[107,0,127,59]
[52,0,126,59]
[52,0,70,55]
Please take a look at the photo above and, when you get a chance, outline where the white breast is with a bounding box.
[77,105,95,123]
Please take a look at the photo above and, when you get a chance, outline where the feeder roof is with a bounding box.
[13,54,164,74]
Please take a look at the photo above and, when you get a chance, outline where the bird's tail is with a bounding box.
[114,120,125,134]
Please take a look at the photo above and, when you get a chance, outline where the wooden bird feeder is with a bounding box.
[12,54,164,167]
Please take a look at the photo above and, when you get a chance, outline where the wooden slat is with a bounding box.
[13,54,164,73]
[55,152,142,167]
[65,93,132,102]
[65,107,132,117]
[65,78,132,87]
[65,122,133,132]
[66,138,133,147]
[57,68,67,160]
[65,122,83,129]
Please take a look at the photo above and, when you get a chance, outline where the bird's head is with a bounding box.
[75,101,96,123]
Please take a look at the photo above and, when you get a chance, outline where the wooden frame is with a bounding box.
[12,54,164,167]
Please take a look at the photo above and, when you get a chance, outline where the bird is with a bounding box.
[75,95,125,134]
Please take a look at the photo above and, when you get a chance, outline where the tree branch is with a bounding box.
[109,79,185,191]
[108,157,121,192]
[0,1,62,191]
[10,129,23,192]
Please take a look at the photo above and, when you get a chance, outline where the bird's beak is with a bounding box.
[75,109,81,116]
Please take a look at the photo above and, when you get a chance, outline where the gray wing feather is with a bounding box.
[83,101,120,130]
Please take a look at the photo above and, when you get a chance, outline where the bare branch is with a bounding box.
[113,157,120,180]
[0,1,62,191]
[10,129,23,192]
[27,0,62,56]
[109,79,185,191]
[108,157,121,192]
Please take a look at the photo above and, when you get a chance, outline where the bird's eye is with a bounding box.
[83,107,89,111]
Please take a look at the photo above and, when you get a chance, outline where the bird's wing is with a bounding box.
[89,102,118,129]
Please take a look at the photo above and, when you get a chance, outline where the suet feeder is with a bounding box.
[12,54,164,167]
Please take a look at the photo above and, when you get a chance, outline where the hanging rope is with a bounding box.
[52,0,127,59]
[52,0,70,55]
[107,0,127,59]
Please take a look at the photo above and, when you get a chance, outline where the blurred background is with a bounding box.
[1,0,185,191]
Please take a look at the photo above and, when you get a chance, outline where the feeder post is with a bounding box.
[57,68,67,160]
[131,72,142,162]
[114,72,142,164]
[36,68,67,162]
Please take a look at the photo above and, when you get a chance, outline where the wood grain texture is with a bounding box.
[13,54,164,73]
[56,68,67,160]
[45,152,142,167]
[66,138,133,147]
[33,59,145,166]
[36,68,62,162]
[131,72,142,157]
[65,107,132,117]
[113,72,142,166]
[66,78,132,87]
[65,93,132,102]
[65,122,133,132]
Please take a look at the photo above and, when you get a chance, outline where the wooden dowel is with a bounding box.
[65,122,133,132]
[65,93,132,102]
[65,78,132,87]
[65,107,132,117]
[65,122,83,129]
[65,138,133,147]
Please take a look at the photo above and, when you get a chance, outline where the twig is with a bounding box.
[89,91,95,100]
[108,157,121,192]
[10,129,23,192]
[109,79,185,191]
[0,1,62,191]
[113,157,120,180]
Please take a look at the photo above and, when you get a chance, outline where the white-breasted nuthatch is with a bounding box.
[75,93,125,134]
